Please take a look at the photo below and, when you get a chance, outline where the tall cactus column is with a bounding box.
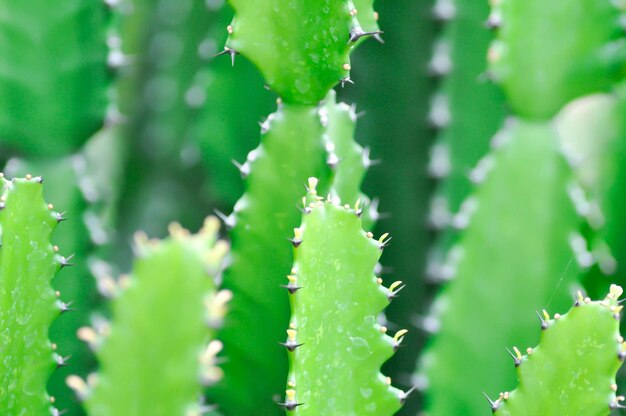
[419,0,626,415]
[0,2,112,414]
[210,1,383,414]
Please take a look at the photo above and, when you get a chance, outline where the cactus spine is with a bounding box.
[0,176,69,415]
[77,218,229,415]
[0,0,110,156]
[283,178,404,414]
[212,2,380,414]
[420,1,626,414]
[493,286,625,415]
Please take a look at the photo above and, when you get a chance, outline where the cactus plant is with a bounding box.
[557,88,626,300]
[74,217,230,415]
[419,120,583,415]
[212,2,382,414]
[0,176,69,415]
[282,178,405,415]
[419,0,626,414]
[492,285,625,415]
[0,0,110,156]
[211,102,331,414]
[3,128,127,415]
[323,90,375,229]
[426,0,505,282]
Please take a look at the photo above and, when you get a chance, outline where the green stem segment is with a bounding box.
[211,103,331,415]
[79,218,229,415]
[0,176,66,415]
[419,120,582,415]
[493,285,625,415]
[283,178,404,415]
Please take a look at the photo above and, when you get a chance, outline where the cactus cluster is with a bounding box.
[1,1,626,416]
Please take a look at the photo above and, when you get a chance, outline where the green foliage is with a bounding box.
[419,120,582,415]
[225,0,377,104]
[211,103,331,415]
[0,0,110,156]
[283,179,403,415]
[493,286,625,415]
[0,177,65,415]
[489,0,626,119]
[82,218,229,415]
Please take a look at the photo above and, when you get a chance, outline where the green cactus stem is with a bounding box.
[283,178,405,415]
[488,0,626,120]
[557,89,626,301]
[210,103,331,416]
[419,120,582,416]
[0,0,110,156]
[426,0,506,282]
[323,90,375,230]
[492,285,625,415]
[76,217,229,415]
[4,128,127,415]
[0,176,68,415]
[224,0,378,104]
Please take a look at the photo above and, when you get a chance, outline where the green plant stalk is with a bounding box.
[426,0,506,282]
[4,128,127,415]
[323,90,375,230]
[211,103,331,415]
[0,177,66,415]
[225,0,373,104]
[80,218,229,415]
[283,179,403,415]
[419,120,582,415]
[489,0,626,120]
[557,89,626,301]
[340,2,436,411]
[0,0,110,156]
[493,285,625,415]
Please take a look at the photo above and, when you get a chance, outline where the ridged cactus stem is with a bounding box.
[211,102,331,415]
[0,176,68,415]
[74,218,230,415]
[322,90,376,230]
[419,120,582,415]
[493,285,626,415]
[426,0,505,282]
[282,178,405,415]
[421,1,626,414]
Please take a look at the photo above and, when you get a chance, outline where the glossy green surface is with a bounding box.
[226,0,359,104]
[495,287,624,416]
[87,219,227,415]
[0,178,61,414]
[286,187,402,415]
[323,90,374,229]
[490,0,626,119]
[0,0,109,156]
[211,103,331,416]
[420,120,581,416]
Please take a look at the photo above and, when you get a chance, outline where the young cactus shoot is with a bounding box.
[493,285,626,415]
[283,178,406,415]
